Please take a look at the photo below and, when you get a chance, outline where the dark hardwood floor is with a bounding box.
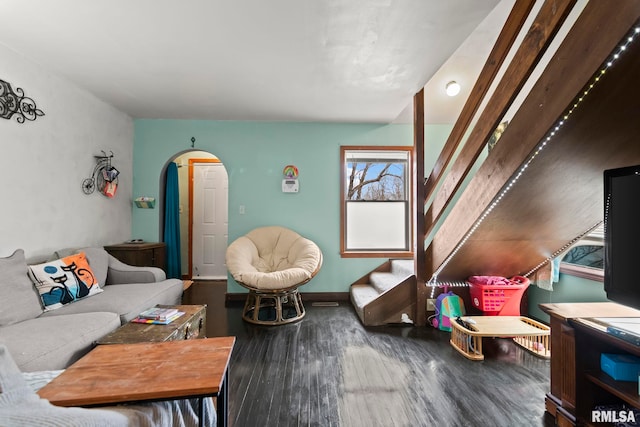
[184,281,553,427]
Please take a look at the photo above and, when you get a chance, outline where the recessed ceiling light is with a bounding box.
[445,81,461,97]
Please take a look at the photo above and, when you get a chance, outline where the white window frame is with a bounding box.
[340,146,413,258]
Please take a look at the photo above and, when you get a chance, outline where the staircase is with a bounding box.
[348,3,640,327]
[350,259,416,326]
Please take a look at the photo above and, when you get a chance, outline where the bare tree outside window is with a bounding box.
[346,162,405,201]
[563,245,604,269]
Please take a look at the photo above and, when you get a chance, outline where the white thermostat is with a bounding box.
[282,165,299,193]
[282,179,299,193]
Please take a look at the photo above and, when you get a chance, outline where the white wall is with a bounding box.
[0,44,133,260]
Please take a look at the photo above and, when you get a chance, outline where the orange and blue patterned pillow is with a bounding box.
[29,252,103,311]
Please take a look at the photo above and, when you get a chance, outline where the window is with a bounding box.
[559,224,604,281]
[340,146,413,257]
[562,245,603,269]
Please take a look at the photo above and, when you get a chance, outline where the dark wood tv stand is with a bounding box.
[541,302,640,426]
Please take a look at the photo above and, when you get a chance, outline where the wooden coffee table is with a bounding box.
[97,304,207,344]
[38,337,235,427]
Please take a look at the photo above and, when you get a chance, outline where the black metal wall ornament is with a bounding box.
[0,78,45,123]
[82,151,119,197]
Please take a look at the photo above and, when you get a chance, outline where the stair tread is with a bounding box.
[350,260,415,326]
[370,261,413,294]
[350,284,380,323]
[350,284,380,309]
[390,259,414,276]
[370,273,402,293]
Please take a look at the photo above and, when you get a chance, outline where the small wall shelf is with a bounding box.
[134,197,156,209]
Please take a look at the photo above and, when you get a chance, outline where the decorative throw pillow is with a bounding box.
[80,247,109,287]
[29,252,103,311]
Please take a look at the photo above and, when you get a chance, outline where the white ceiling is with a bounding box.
[0,0,509,124]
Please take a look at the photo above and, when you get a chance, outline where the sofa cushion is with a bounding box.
[0,250,43,327]
[0,312,120,372]
[39,278,184,324]
[29,252,103,311]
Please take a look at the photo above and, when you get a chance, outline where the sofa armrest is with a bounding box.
[105,254,166,284]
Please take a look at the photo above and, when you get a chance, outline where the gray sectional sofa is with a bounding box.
[0,246,184,372]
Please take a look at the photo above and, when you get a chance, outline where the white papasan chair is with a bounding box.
[225,226,323,325]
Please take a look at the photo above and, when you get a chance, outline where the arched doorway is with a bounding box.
[160,150,229,279]
[189,157,228,279]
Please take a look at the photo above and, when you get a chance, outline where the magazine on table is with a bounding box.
[132,311,185,325]
[137,307,180,321]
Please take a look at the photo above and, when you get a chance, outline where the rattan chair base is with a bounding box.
[242,288,306,325]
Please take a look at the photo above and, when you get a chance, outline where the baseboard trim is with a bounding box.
[225,292,350,306]
[304,292,350,302]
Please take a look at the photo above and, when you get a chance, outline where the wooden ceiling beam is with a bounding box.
[413,88,427,325]
[425,0,576,240]
[424,0,536,205]
[429,1,640,277]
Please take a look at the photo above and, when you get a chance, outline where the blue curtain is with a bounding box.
[164,162,181,279]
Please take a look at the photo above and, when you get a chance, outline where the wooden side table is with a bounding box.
[104,242,166,271]
[38,337,235,427]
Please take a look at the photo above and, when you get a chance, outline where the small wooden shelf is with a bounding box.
[585,371,640,408]
[572,316,640,425]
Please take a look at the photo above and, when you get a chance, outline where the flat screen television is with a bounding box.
[604,164,640,310]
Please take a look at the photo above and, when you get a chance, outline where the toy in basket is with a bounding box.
[467,275,530,316]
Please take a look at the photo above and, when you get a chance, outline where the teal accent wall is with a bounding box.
[133,120,452,294]
[528,273,608,322]
[423,124,453,174]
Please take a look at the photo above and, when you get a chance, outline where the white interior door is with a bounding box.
[192,162,228,279]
